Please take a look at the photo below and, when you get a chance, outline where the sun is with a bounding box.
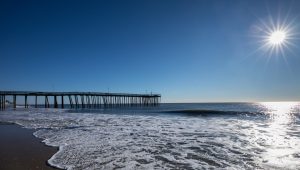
[268,30,286,45]
[258,21,295,57]
[251,13,297,59]
[261,24,293,57]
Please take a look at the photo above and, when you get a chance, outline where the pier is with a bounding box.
[0,91,161,110]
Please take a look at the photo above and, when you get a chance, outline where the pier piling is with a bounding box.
[25,95,28,108]
[13,95,16,109]
[35,96,37,108]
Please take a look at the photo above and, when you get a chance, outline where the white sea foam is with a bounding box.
[0,107,300,169]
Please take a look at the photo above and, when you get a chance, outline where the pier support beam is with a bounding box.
[0,95,2,110]
[25,95,28,108]
[75,95,79,108]
[35,96,38,108]
[69,95,73,108]
[1,95,4,110]
[13,95,16,109]
[81,95,85,108]
[45,96,47,108]
[54,96,58,108]
[45,96,50,108]
[3,95,5,110]
[61,96,64,108]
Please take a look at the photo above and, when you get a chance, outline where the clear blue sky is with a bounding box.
[0,0,300,102]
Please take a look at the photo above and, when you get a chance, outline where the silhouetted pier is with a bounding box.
[0,91,161,110]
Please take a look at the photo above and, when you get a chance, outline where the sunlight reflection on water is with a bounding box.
[257,102,300,168]
[261,102,298,124]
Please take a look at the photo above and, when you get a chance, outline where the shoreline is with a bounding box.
[0,122,61,170]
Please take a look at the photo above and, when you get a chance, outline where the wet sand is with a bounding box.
[0,123,59,170]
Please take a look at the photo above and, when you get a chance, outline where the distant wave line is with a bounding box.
[163,109,265,116]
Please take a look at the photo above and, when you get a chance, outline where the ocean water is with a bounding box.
[0,102,300,170]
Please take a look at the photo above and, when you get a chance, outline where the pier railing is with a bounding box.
[0,91,161,110]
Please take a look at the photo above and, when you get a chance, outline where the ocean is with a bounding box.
[0,102,300,169]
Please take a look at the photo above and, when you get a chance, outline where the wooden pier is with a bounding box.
[0,91,161,110]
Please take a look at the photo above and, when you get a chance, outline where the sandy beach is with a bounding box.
[0,122,59,170]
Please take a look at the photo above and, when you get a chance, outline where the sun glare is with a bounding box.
[258,102,300,167]
[261,24,293,57]
[268,30,286,45]
[252,13,297,60]
[260,102,298,123]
